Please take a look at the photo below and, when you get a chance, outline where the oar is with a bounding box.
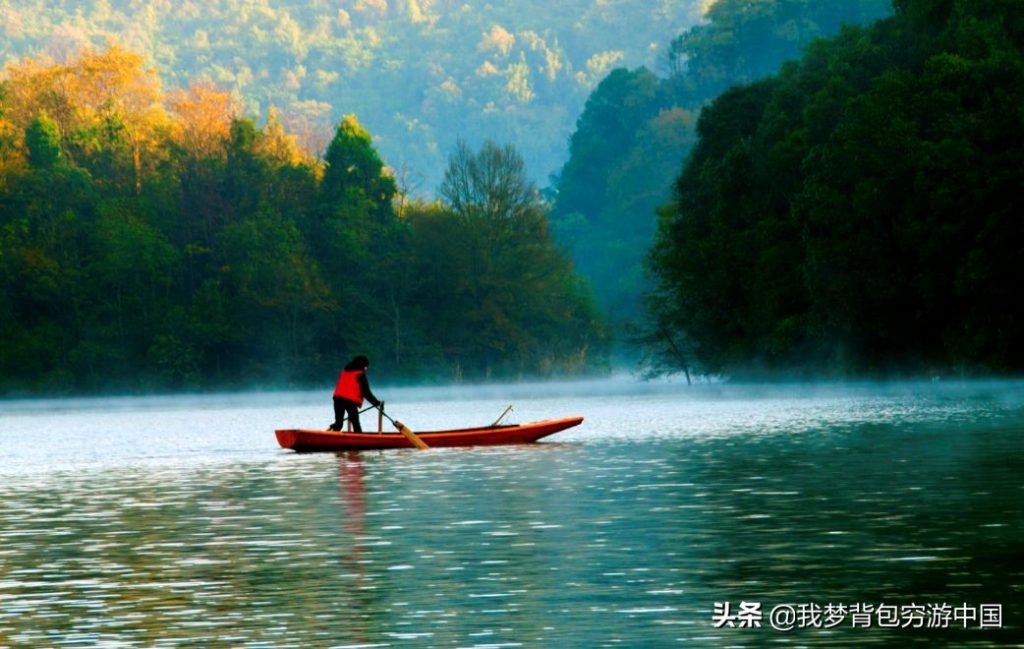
[375,405,429,450]
[491,404,514,426]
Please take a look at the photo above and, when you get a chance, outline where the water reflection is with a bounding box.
[0,382,1022,646]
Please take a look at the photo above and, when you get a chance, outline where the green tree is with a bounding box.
[551,0,891,341]
[321,115,396,224]
[310,115,403,373]
[83,200,180,381]
[0,48,613,393]
[24,114,63,168]
[0,118,96,390]
[220,208,333,382]
[647,0,1024,377]
[414,140,607,377]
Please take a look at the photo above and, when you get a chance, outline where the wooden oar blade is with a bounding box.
[394,420,429,450]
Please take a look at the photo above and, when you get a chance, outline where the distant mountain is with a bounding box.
[0,0,708,193]
[548,0,892,332]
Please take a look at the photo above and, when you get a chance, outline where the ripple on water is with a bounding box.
[1,382,1023,646]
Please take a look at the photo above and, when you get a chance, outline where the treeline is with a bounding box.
[550,0,891,330]
[0,0,706,192]
[647,0,1024,377]
[0,49,607,394]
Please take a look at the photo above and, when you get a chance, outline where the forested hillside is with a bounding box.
[647,0,1024,376]
[0,49,607,394]
[0,0,706,192]
[549,0,891,332]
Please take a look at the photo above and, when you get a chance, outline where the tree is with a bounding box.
[414,140,608,377]
[168,81,238,160]
[0,117,96,390]
[0,46,612,393]
[24,115,62,168]
[550,0,892,345]
[312,115,402,372]
[646,0,1024,377]
[3,47,172,193]
[551,67,660,228]
[220,208,333,381]
[321,114,396,223]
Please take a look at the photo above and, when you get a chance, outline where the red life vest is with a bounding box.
[333,369,364,404]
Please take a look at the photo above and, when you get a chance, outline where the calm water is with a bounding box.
[1,379,1022,647]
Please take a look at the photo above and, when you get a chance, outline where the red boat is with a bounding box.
[275,416,584,452]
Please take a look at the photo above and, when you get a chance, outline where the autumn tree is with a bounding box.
[168,81,239,160]
[0,46,610,392]
[2,46,172,192]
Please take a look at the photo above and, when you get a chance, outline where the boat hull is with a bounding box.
[275,416,583,452]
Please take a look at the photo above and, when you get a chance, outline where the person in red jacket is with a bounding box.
[328,355,381,432]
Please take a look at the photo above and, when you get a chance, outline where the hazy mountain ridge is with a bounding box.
[0,0,707,192]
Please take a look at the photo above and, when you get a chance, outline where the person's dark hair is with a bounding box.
[346,355,370,370]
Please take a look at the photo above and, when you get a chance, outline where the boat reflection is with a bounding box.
[336,451,371,639]
[337,451,365,538]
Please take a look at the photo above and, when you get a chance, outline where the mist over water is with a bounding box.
[1,378,1022,646]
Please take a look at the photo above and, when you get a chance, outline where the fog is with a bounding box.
[5,374,1024,415]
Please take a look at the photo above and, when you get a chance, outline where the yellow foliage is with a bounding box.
[586,49,624,75]
[1,45,173,189]
[255,106,308,167]
[440,77,462,99]
[544,48,563,82]
[475,61,500,77]
[505,55,534,104]
[168,80,239,159]
[355,0,389,16]
[1,7,24,38]
[3,45,167,135]
[283,100,334,158]
[407,0,426,23]
[478,25,516,57]
[0,43,319,176]
[0,117,26,185]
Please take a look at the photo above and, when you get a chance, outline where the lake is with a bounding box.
[1,378,1022,647]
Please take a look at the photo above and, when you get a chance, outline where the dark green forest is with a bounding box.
[646,0,1024,377]
[0,50,606,393]
[549,0,892,333]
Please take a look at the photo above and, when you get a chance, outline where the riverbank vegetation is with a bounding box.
[0,49,607,393]
[646,0,1024,376]
[3,0,1021,391]
[549,0,892,331]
